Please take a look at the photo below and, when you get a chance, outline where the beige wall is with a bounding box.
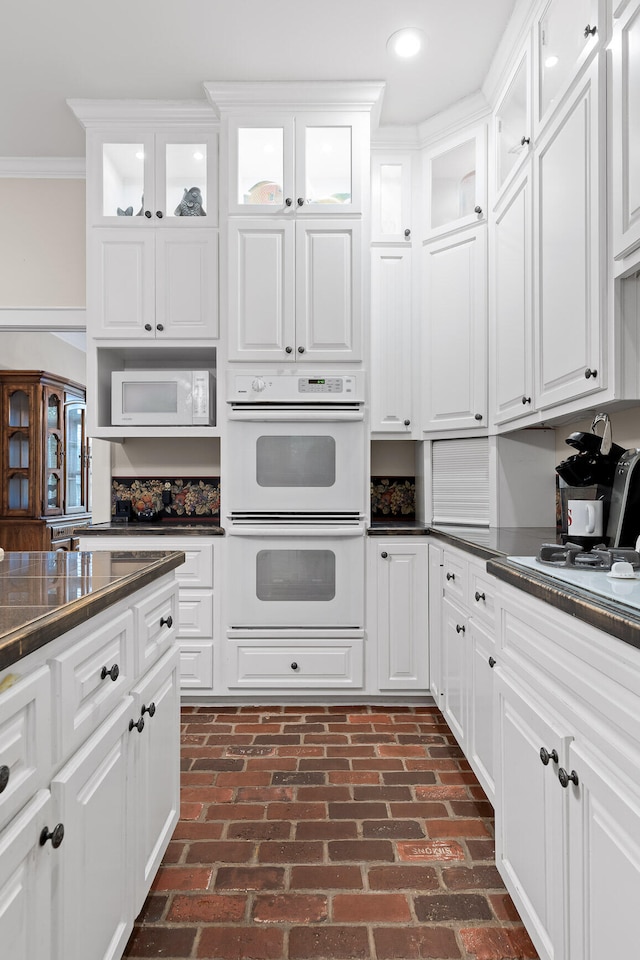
[112,438,221,476]
[555,407,640,462]
[0,179,85,306]
[0,330,86,383]
[371,440,416,475]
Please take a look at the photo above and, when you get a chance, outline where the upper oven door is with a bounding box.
[226,524,365,629]
[226,417,366,516]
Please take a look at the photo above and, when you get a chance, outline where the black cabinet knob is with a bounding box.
[144,210,152,218]
[290,662,299,671]
[0,764,9,793]
[156,210,163,218]
[285,346,293,354]
[456,623,465,634]
[520,136,531,146]
[584,24,597,37]
[474,205,483,215]
[404,419,411,426]
[144,323,152,332]
[558,767,579,788]
[381,551,388,559]
[298,346,305,354]
[141,702,156,718]
[160,615,173,628]
[474,591,486,602]
[40,823,65,848]
[540,747,559,766]
[129,717,145,733]
[446,572,455,581]
[297,198,304,206]
[404,228,411,238]
[156,323,164,332]
[584,367,597,379]
[488,656,496,668]
[285,198,293,207]
[522,396,531,404]
[474,413,483,421]
[100,664,119,682]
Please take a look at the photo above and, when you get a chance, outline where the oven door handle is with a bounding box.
[227,524,366,538]
[227,406,364,422]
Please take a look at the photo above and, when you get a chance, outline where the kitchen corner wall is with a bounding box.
[554,408,640,461]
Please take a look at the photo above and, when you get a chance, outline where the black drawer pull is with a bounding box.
[0,765,9,793]
[456,624,465,634]
[129,717,145,733]
[291,662,299,671]
[488,656,496,668]
[474,591,486,602]
[100,664,119,682]
[141,702,156,718]
[160,615,173,628]
[540,747,558,766]
[584,23,597,38]
[40,823,65,848]
[446,572,455,581]
[558,767,579,788]
[381,551,388,559]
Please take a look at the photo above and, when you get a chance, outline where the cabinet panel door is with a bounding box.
[535,57,605,409]
[467,620,495,801]
[130,649,180,915]
[375,543,429,691]
[296,219,362,362]
[51,697,134,960]
[495,669,570,960]
[0,666,51,832]
[227,219,295,361]
[370,247,413,433]
[567,740,640,960]
[612,0,640,268]
[422,227,487,431]
[0,789,53,960]
[428,544,444,702]
[441,597,468,749]
[492,166,534,424]
[88,229,155,338]
[155,229,219,339]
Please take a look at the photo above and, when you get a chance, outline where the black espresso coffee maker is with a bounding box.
[555,413,625,547]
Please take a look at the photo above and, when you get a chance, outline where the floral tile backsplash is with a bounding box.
[371,477,416,520]
[112,477,220,520]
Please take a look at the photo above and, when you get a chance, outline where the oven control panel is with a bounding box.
[229,372,365,402]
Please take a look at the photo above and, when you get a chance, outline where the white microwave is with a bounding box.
[111,370,215,426]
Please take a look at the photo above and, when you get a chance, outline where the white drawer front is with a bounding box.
[228,639,364,688]
[469,568,496,625]
[0,667,52,832]
[50,610,134,759]
[175,544,214,589]
[179,643,214,690]
[135,580,178,674]
[442,551,467,606]
[178,592,214,639]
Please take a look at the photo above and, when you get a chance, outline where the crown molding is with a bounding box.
[204,80,386,115]
[67,99,218,127]
[0,307,86,330]
[416,91,491,149]
[0,157,85,178]
[371,126,420,151]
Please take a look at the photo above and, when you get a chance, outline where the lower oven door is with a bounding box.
[226,524,365,630]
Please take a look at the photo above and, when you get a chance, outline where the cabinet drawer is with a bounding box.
[228,639,364,688]
[442,552,467,605]
[469,567,496,625]
[134,580,178,674]
[175,544,213,589]
[49,610,134,759]
[178,591,214,639]
[179,643,214,690]
[0,667,52,831]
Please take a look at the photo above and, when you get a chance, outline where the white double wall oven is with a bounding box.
[225,371,367,636]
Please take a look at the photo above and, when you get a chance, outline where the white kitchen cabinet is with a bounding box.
[225,112,367,216]
[421,226,487,433]
[371,152,414,243]
[227,218,361,363]
[493,45,532,201]
[427,543,444,701]
[441,594,469,749]
[491,162,534,425]
[77,535,219,694]
[0,666,51,831]
[368,539,429,692]
[227,638,364,689]
[534,55,606,410]
[612,0,640,272]
[370,246,414,434]
[423,124,487,241]
[533,0,604,137]
[88,227,218,340]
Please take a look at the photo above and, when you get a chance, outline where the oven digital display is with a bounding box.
[298,378,344,393]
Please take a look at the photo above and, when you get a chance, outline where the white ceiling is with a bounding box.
[1,0,517,159]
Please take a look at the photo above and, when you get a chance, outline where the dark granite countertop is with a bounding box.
[76,522,225,536]
[487,556,640,652]
[368,523,559,561]
[0,550,185,671]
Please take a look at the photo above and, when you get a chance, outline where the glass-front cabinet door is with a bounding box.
[534,0,602,134]
[295,114,362,212]
[371,153,413,242]
[494,49,531,197]
[89,128,217,226]
[424,124,487,240]
[43,387,63,516]
[64,401,89,514]
[4,386,33,515]
[231,120,291,213]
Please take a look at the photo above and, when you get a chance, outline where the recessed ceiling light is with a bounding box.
[387,28,425,59]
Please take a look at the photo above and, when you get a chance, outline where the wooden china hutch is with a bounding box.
[0,371,91,551]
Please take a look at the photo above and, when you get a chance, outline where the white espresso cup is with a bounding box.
[567,499,603,537]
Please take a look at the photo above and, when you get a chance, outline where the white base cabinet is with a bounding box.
[0,573,181,960]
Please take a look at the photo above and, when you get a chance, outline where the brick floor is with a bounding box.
[122,705,539,960]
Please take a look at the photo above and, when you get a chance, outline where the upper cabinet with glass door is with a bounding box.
[227,113,366,216]
[533,0,604,136]
[371,152,414,243]
[423,124,487,241]
[493,47,531,201]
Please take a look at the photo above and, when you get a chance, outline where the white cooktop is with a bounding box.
[508,557,640,613]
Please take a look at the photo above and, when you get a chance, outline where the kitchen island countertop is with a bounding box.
[0,549,185,671]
